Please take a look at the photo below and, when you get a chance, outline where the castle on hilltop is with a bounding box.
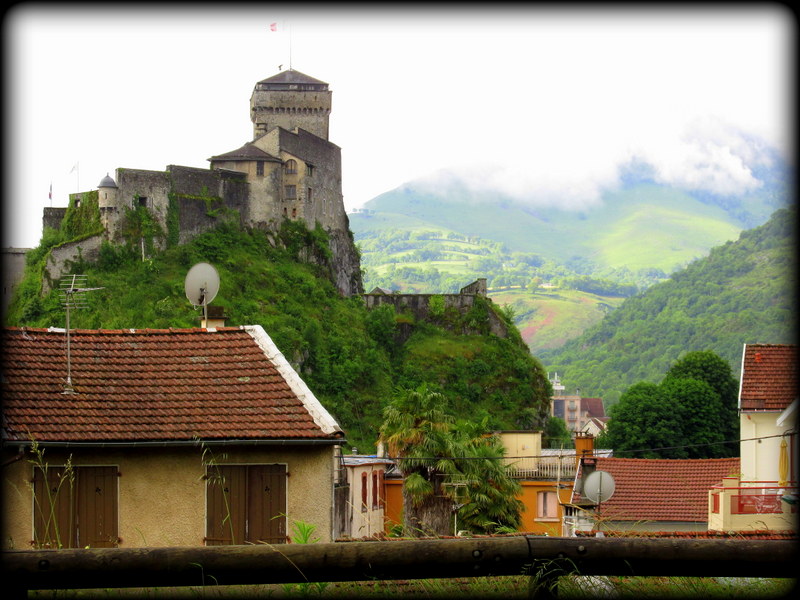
[43,69,363,297]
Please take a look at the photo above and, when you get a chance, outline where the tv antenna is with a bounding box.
[184,262,220,327]
[59,275,103,394]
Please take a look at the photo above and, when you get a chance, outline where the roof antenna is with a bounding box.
[59,275,103,394]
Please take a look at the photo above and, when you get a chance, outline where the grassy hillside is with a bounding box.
[489,288,626,354]
[540,207,796,406]
[356,181,746,274]
[351,175,787,360]
[5,221,553,451]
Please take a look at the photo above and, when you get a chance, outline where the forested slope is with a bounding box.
[5,221,553,450]
[540,207,796,406]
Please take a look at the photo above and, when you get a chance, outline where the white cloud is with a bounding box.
[2,5,792,248]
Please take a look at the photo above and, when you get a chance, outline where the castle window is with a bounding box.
[292,208,297,218]
[137,196,148,208]
[284,159,297,175]
[285,185,296,199]
[256,161,264,176]
[306,163,314,177]
[307,188,312,203]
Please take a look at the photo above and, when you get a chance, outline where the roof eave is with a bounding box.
[2,437,346,449]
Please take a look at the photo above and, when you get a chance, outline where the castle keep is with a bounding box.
[44,69,362,297]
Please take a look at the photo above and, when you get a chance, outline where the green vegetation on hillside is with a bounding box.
[541,207,796,407]
[5,221,552,451]
[598,351,740,458]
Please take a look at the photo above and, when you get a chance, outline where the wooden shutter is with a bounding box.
[33,466,74,549]
[206,465,247,545]
[206,464,287,545]
[75,466,118,548]
[247,464,286,544]
[33,466,118,549]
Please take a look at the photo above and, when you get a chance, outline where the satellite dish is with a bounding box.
[184,262,220,307]
[583,470,616,504]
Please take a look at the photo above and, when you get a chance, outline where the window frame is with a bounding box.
[536,490,559,521]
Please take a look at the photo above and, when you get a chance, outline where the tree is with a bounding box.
[603,350,740,458]
[543,416,572,449]
[603,382,688,458]
[379,385,522,536]
[663,350,739,454]
[453,419,523,534]
[380,385,457,536]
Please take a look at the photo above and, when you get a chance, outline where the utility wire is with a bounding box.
[383,432,795,461]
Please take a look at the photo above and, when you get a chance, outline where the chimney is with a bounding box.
[201,304,227,329]
[574,432,595,468]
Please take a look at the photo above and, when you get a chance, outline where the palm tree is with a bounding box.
[453,419,523,534]
[381,385,457,536]
[380,385,522,537]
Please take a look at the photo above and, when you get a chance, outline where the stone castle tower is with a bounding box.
[44,69,363,297]
[250,70,332,140]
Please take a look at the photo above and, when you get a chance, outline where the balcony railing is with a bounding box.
[710,482,797,515]
[507,456,577,480]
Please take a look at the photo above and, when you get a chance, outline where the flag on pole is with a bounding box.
[270,22,278,32]
[69,162,78,174]
[49,183,52,201]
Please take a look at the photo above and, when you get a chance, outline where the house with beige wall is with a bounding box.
[708,343,797,533]
[1,325,345,549]
[336,455,394,539]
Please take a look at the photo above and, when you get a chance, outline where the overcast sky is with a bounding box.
[3,4,794,249]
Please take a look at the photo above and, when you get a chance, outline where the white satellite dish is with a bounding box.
[184,262,220,307]
[583,470,616,504]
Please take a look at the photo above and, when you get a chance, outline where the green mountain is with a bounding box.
[349,163,790,356]
[5,221,553,451]
[540,206,796,406]
[352,178,782,275]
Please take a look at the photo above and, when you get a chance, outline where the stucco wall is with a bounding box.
[740,412,789,482]
[2,443,338,549]
[345,464,387,539]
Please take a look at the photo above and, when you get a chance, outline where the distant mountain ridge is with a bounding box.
[349,152,791,359]
[352,156,788,276]
[541,206,796,406]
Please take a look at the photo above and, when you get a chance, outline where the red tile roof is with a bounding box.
[575,529,796,540]
[1,326,343,444]
[574,457,741,523]
[581,397,606,418]
[739,344,797,411]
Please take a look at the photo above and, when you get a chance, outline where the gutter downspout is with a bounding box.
[1,445,25,468]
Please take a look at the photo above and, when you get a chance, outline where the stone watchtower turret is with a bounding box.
[250,70,332,140]
[97,173,120,235]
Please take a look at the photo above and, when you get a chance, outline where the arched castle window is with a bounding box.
[284,160,297,175]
